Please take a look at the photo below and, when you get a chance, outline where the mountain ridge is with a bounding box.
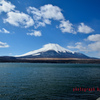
[15,43,90,59]
[0,42,99,63]
[16,43,74,57]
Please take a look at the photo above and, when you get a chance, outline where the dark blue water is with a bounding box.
[0,63,100,100]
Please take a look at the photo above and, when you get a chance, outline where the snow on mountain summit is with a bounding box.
[16,43,74,57]
[42,43,72,53]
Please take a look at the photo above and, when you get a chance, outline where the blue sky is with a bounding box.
[0,0,100,58]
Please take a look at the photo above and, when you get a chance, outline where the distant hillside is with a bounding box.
[0,57,100,64]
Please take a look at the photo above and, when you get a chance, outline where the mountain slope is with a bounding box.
[16,43,90,59]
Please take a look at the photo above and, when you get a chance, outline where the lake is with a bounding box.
[0,63,100,100]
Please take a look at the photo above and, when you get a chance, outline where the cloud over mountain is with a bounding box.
[67,42,89,52]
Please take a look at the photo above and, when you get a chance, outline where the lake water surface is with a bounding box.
[0,63,100,100]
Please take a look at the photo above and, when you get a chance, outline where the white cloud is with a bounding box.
[59,20,76,34]
[67,42,89,52]
[40,4,64,20]
[78,23,94,34]
[0,28,10,33]
[88,41,100,51]
[34,21,45,29]
[43,19,51,24]
[86,34,100,51]
[0,41,9,48]
[27,30,42,37]
[87,34,100,41]
[27,4,64,28]
[67,34,100,58]
[4,11,34,28]
[0,1,95,35]
[27,7,42,20]
[27,4,64,21]
[27,5,95,34]
[0,0,15,13]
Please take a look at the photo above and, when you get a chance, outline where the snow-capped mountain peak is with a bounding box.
[42,43,72,53]
[16,43,74,57]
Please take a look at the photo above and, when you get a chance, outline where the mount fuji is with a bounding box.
[16,43,90,59]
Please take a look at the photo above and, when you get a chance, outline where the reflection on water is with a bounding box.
[0,63,100,100]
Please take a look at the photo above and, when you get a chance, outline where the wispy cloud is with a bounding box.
[0,41,9,48]
[78,23,94,34]
[0,28,10,33]
[67,34,100,53]
[27,30,42,37]
[67,42,89,52]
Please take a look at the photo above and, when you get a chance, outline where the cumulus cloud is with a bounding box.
[27,5,94,34]
[0,41,9,48]
[0,0,15,13]
[34,21,46,29]
[40,4,64,20]
[27,7,42,20]
[0,1,95,35]
[27,4,64,20]
[86,34,100,51]
[78,23,94,34]
[67,42,88,52]
[59,20,76,34]
[27,4,64,28]
[0,28,10,33]
[68,34,100,53]
[87,34,100,41]
[27,30,42,37]
[4,11,34,28]
[88,41,100,51]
